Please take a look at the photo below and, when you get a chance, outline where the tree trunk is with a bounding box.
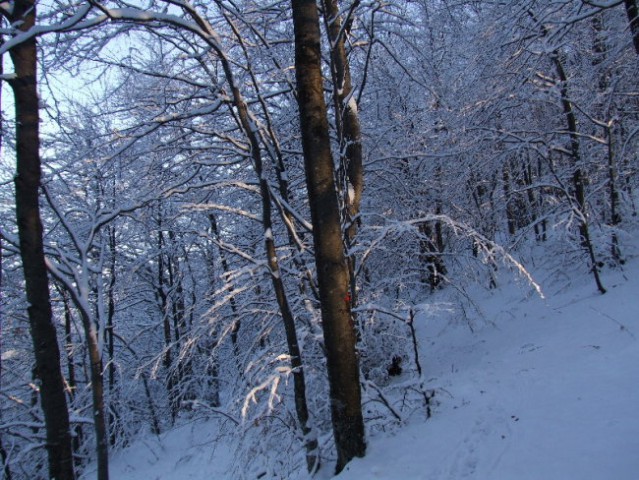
[0,235,13,480]
[48,278,110,480]
[106,226,117,393]
[253,147,320,473]
[199,12,319,467]
[208,213,243,372]
[291,0,366,473]
[503,162,516,236]
[227,57,320,476]
[157,226,178,422]
[6,2,76,479]
[105,224,123,447]
[321,0,364,307]
[552,51,606,294]
[607,123,622,261]
[624,0,639,55]
[60,288,84,460]
[78,310,110,480]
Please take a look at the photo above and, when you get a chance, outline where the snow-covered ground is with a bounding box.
[94,255,639,480]
[337,265,639,480]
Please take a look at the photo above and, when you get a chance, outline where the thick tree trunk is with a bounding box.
[6,2,76,479]
[291,0,366,473]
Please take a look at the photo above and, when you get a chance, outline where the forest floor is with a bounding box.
[94,247,639,480]
[335,260,639,480]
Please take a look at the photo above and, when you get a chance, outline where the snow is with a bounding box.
[0,349,18,361]
[337,269,639,480]
[91,256,639,480]
[347,183,356,205]
[81,420,232,480]
[347,95,358,114]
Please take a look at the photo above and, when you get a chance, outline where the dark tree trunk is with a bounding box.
[418,221,447,291]
[157,226,178,423]
[60,288,84,461]
[105,224,124,447]
[202,19,319,469]
[607,123,622,261]
[78,309,109,480]
[0,235,13,480]
[291,0,366,473]
[503,162,517,236]
[223,56,320,475]
[624,0,639,55]
[106,226,117,393]
[5,2,76,479]
[208,213,243,370]
[48,280,110,480]
[253,150,320,473]
[552,52,606,294]
[521,157,541,241]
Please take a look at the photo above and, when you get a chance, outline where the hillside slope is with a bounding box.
[336,264,639,480]
[91,257,639,480]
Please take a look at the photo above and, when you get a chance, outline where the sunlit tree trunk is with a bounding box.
[292,0,366,472]
[321,0,364,307]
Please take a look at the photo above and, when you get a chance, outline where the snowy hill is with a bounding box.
[92,260,639,480]
[336,266,639,480]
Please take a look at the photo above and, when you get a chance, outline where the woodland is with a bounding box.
[0,0,638,479]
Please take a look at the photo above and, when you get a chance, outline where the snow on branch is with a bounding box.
[361,213,544,299]
[0,2,92,55]
[0,1,223,57]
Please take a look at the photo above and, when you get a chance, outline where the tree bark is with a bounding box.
[60,288,84,461]
[6,2,76,479]
[48,278,110,480]
[198,11,319,469]
[77,309,109,480]
[552,51,606,294]
[291,0,366,473]
[0,235,13,480]
[321,0,364,306]
[624,0,639,55]
[157,225,178,423]
[208,213,243,369]
[253,144,320,473]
